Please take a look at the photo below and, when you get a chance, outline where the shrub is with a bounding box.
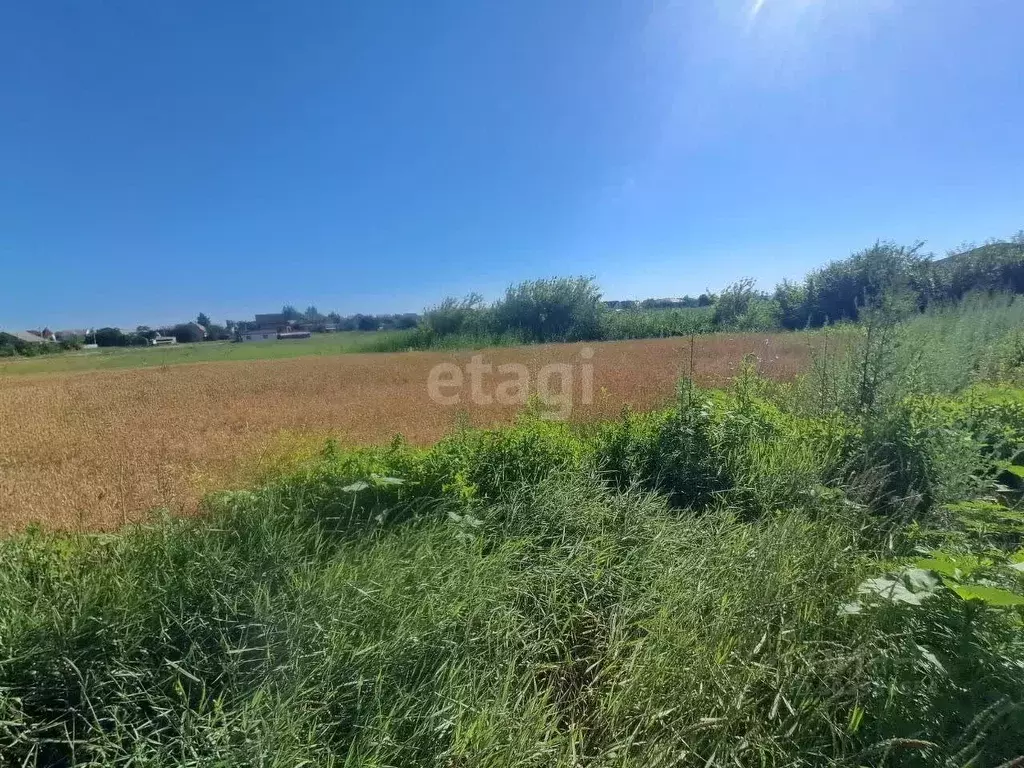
[599,306,714,339]
[420,293,490,338]
[492,276,604,343]
[94,327,127,347]
[171,323,204,343]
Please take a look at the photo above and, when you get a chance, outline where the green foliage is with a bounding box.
[840,397,994,522]
[902,293,1024,391]
[410,277,606,348]
[419,292,492,339]
[94,326,127,347]
[776,238,1024,332]
[711,277,781,330]
[937,238,1024,300]
[298,231,1024,353]
[492,276,604,343]
[598,305,714,339]
[0,333,81,358]
[170,322,205,343]
[774,278,809,330]
[4,407,1024,764]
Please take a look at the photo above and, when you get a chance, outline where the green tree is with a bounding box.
[712,278,757,327]
[355,314,377,332]
[94,327,126,347]
[773,280,809,330]
[803,241,926,325]
[205,323,231,341]
[171,323,204,344]
[395,313,419,329]
[196,313,211,328]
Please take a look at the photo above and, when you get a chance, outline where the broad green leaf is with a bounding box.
[902,568,942,593]
[838,600,863,615]
[944,500,1008,514]
[857,571,937,606]
[370,474,405,486]
[916,644,946,674]
[950,584,1024,606]
[914,558,960,579]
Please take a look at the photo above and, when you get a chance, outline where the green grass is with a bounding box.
[2,371,1024,764]
[0,331,414,376]
[599,306,715,339]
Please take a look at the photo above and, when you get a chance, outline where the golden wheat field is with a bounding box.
[0,335,811,531]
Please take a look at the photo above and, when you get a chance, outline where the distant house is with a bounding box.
[240,329,276,342]
[1,330,49,344]
[55,329,88,342]
[240,312,304,342]
[150,336,177,346]
[278,331,311,341]
[253,313,290,332]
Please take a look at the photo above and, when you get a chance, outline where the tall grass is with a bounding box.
[900,292,1024,393]
[3,367,1024,764]
[599,306,715,339]
[4,467,1021,766]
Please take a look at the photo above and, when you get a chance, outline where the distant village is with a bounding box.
[0,307,422,351]
[1,296,711,355]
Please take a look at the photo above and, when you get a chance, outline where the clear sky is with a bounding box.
[2,0,1022,330]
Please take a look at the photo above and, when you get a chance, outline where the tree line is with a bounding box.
[232,305,420,333]
[414,234,1024,345]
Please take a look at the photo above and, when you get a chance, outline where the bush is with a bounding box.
[712,278,782,331]
[171,323,204,344]
[93,327,126,347]
[600,306,714,339]
[595,397,729,509]
[492,276,604,343]
[410,277,607,349]
[0,333,80,358]
[419,293,491,339]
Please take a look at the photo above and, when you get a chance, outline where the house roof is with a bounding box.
[0,330,49,343]
[254,313,289,326]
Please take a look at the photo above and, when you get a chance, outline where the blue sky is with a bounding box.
[2,0,1022,329]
